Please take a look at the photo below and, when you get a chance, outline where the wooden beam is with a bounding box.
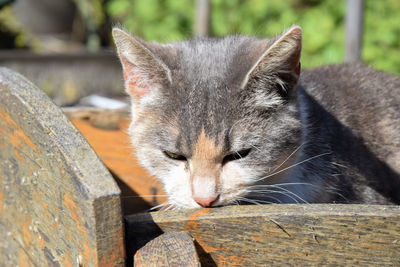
[0,67,124,266]
[126,204,400,266]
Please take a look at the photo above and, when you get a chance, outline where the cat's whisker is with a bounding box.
[268,143,304,174]
[237,197,263,205]
[163,205,174,211]
[331,162,348,169]
[324,183,348,202]
[235,150,243,159]
[237,197,276,205]
[247,184,308,203]
[267,195,282,204]
[250,144,262,152]
[248,182,320,194]
[250,182,348,203]
[121,194,168,199]
[268,185,308,203]
[149,201,171,211]
[230,199,240,206]
[245,191,284,204]
[247,189,301,203]
[248,182,316,188]
[255,152,331,182]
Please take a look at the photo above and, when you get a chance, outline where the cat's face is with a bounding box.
[113,26,302,209]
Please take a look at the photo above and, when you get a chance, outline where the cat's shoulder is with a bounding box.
[299,63,400,102]
[304,62,397,77]
[300,63,400,89]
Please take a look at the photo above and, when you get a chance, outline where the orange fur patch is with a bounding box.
[193,129,222,161]
[191,129,222,180]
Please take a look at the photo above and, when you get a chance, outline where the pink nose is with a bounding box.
[194,196,218,207]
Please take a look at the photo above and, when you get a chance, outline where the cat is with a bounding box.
[112,25,400,209]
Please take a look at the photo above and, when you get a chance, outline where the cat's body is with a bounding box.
[286,65,400,204]
[113,26,400,209]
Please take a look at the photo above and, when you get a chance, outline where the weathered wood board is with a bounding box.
[63,107,166,214]
[126,204,400,266]
[134,232,200,267]
[0,67,124,266]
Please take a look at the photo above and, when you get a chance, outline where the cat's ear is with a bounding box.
[242,26,302,96]
[112,28,171,99]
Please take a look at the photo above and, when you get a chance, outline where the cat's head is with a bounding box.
[113,26,302,209]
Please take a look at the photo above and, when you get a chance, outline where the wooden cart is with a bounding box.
[0,67,399,266]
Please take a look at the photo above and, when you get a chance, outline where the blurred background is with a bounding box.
[0,0,399,105]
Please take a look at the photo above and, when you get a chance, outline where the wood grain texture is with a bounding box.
[134,232,200,267]
[126,204,400,266]
[0,67,124,266]
[63,107,166,214]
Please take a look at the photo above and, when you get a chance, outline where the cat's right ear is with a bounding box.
[112,28,171,99]
[242,26,302,96]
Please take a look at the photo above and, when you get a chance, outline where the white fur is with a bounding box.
[218,162,262,204]
[162,164,199,208]
[192,176,217,200]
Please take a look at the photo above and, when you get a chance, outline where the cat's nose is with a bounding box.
[194,195,218,207]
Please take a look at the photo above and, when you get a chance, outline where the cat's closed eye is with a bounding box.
[163,151,187,161]
[222,148,251,164]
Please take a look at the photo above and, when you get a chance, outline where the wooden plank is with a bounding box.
[0,67,124,266]
[134,232,200,267]
[63,107,166,214]
[126,204,400,266]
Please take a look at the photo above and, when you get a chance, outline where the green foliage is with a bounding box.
[363,0,400,73]
[209,0,346,69]
[72,0,105,26]
[106,0,194,41]
[73,0,106,50]
[106,0,400,73]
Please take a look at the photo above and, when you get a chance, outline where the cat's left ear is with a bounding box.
[112,28,172,99]
[242,26,302,96]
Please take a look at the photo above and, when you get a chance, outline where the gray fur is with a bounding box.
[113,27,400,208]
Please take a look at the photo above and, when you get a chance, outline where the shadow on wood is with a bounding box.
[124,211,218,267]
[63,107,166,214]
[109,168,151,215]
